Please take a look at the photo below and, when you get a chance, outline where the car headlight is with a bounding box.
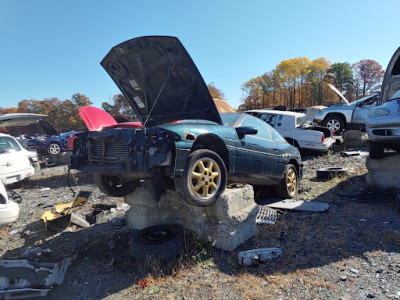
[367,108,390,118]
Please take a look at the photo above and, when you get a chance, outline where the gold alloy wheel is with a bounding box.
[286,168,297,195]
[189,158,221,199]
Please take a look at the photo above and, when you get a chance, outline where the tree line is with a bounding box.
[238,58,384,111]
[0,57,384,135]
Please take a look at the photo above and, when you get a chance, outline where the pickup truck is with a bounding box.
[312,84,379,134]
[246,109,335,152]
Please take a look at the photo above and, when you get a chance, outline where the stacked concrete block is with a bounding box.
[124,185,258,251]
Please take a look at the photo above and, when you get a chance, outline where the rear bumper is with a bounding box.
[0,200,19,226]
[300,137,335,152]
[0,167,34,185]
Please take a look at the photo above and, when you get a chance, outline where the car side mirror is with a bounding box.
[236,126,258,138]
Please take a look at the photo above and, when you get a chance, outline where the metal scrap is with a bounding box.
[238,248,282,266]
[0,258,71,298]
[256,206,278,224]
[266,199,329,212]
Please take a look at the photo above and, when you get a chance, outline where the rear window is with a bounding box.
[0,137,21,154]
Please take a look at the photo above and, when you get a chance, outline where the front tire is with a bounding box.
[94,173,140,197]
[323,116,345,135]
[276,164,298,199]
[174,149,227,207]
[47,142,61,155]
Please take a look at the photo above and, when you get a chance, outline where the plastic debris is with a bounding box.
[256,206,277,224]
[238,248,282,266]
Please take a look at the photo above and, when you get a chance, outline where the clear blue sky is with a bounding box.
[1,0,399,110]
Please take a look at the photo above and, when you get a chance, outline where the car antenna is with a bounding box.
[143,64,171,128]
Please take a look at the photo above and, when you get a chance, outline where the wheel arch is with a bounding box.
[288,159,300,175]
[190,134,229,170]
[323,113,346,125]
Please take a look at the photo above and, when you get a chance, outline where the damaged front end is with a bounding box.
[70,127,177,179]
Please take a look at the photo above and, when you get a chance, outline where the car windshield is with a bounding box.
[0,137,21,154]
[220,113,241,127]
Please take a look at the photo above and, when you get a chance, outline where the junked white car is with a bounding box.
[246,109,335,152]
[0,180,19,227]
[0,134,35,185]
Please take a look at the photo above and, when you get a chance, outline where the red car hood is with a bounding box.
[79,106,142,131]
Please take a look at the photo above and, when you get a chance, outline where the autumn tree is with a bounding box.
[308,57,331,105]
[352,59,384,97]
[207,82,226,100]
[71,93,93,107]
[101,94,138,122]
[327,62,353,94]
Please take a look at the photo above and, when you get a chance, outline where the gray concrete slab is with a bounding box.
[124,185,258,251]
[366,153,400,190]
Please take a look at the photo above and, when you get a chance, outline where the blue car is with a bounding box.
[28,131,78,156]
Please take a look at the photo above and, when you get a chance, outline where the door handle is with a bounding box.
[273,148,279,152]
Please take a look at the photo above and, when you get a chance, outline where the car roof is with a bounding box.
[247,109,305,118]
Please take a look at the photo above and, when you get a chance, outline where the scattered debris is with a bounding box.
[71,213,90,228]
[350,268,359,275]
[266,199,329,212]
[41,191,91,232]
[0,258,72,299]
[341,151,369,157]
[256,206,277,224]
[238,248,282,266]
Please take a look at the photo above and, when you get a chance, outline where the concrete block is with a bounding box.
[124,185,258,251]
[366,153,400,190]
[342,130,365,149]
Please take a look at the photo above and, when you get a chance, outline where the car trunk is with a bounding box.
[300,108,333,138]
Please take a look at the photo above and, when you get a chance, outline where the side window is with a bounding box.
[277,115,283,127]
[0,137,21,153]
[239,115,272,140]
[270,126,287,143]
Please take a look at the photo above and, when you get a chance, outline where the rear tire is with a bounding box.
[276,164,298,199]
[94,173,140,197]
[47,142,61,155]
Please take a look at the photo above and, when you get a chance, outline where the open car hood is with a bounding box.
[328,84,350,105]
[381,47,400,104]
[100,36,222,127]
[0,113,47,127]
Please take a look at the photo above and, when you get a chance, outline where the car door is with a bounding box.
[234,115,278,183]
[0,136,31,182]
[352,96,378,126]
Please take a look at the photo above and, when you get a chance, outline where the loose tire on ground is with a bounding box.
[129,224,184,261]
[316,167,348,180]
[369,141,385,159]
[94,173,140,197]
[276,164,298,199]
[323,116,345,135]
[174,149,227,207]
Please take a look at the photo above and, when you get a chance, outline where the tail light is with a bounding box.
[331,129,334,137]
[67,135,77,150]
[321,134,325,143]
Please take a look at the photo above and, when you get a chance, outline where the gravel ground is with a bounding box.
[0,147,399,300]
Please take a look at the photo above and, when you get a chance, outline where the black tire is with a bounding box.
[47,142,61,155]
[174,149,227,207]
[94,173,140,197]
[369,141,384,159]
[323,116,345,135]
[276,164,298,199]
[129,224,184,261]
[316,167,348,180]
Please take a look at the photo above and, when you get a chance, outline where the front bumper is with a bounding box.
[366,115,400,142]
[70,127,176,178]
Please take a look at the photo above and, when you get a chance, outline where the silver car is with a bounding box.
[366,47,400,159]
[312,84,379,134]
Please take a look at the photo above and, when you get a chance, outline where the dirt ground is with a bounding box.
[0,147,399,300]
